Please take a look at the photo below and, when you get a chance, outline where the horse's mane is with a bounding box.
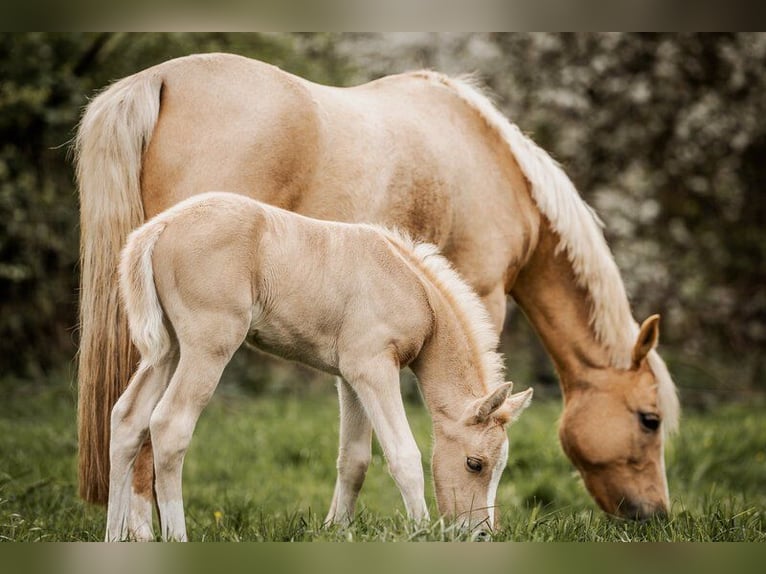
[376,227,505,393]
[415,71,679,433]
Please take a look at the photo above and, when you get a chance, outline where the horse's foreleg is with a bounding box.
[341,356,429,524]
[481,284,508,336]
[106,363,168,542]
[325,377,372,527]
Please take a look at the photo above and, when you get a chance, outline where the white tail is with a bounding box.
[75,69,163,503]
[119,222,171,367]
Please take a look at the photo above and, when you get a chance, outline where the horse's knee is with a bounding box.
[110,401,146,460]
[110,391,134,430]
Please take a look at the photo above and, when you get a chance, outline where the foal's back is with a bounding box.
[151,192,433,373]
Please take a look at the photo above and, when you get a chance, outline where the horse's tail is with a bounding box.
[75,70,163,504]
[119,221,172,369]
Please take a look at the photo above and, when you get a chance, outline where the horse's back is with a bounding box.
[141,53,539,297]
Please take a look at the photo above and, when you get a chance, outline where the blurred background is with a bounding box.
[1,32,764,405]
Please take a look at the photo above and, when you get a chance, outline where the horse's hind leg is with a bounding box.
[128,438,155,541]
[106,359,172,541]
[150,315,248,542]
[126,353,178,541]
[325,377,373,526]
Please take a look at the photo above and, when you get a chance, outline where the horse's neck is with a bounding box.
[511,223,614,391]
[409,290,488,422]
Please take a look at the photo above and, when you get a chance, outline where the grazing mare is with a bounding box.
[76,53,679,536]
[108,191,533,541]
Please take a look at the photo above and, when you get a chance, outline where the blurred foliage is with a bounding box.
[0,33,763,395]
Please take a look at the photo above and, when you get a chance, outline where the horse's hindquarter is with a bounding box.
[142,54,324,217]
[142,54,539,299]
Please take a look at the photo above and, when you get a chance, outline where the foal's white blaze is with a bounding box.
[486,437,509,527]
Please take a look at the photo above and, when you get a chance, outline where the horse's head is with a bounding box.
[558,315,671,520]
[431,382,533,535]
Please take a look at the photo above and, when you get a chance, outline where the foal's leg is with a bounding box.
[149,352,229,541]
[106,360,171,541]
[151,315,248,542]
[325,377,373,526]
[341,355,429,523]
[127,354,178,541]
[127,439,155,541]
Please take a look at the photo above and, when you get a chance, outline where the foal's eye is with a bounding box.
[466,457,483,473]
[638,412,661,432]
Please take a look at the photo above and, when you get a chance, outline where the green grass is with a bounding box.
[0,375,764,542]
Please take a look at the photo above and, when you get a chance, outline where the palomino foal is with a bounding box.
[108,192,533,541]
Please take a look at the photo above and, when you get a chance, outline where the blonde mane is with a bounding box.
[376,227,505,393]
[415,71,679,432]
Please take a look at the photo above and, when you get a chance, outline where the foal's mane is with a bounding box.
[412,71,679,432]
[377,228,505,393]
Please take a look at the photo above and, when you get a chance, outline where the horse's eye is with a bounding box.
[466,457,483,473]
[638,412,661,432]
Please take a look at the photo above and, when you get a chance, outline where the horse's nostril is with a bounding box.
[617,499,668,521]
[612,499,641,520]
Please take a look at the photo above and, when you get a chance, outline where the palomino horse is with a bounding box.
[76,53,679,535]
[108,191,533,541]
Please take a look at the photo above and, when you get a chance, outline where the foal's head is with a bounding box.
[431,382,533,534]
[558,315,672,520]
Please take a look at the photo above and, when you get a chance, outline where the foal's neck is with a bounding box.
[511,223,617,393]
[409,287,490,422]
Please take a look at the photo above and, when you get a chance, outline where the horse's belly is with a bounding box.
[245,321,341,377]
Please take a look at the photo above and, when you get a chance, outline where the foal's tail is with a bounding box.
[119,221,172,369]
[74,70,163,503]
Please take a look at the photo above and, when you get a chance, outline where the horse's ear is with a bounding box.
[472,381,513,424]
[632,314,660,368]
[496,387,534,425]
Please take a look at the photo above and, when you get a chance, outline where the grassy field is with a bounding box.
[0,372,764,542]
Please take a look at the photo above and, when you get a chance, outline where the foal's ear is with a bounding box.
[496,387,534,425]
[472,381,513,424]
[632,314,660,368]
